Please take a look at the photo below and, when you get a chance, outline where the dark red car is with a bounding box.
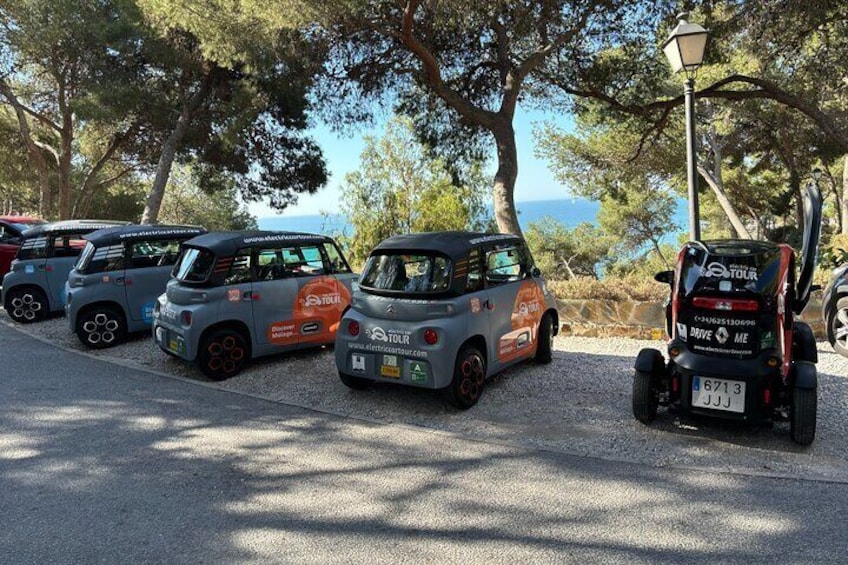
[0,216,46,281]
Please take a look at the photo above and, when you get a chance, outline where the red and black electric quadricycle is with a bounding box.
[633,183,823,445]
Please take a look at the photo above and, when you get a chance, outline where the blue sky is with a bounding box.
[248,105,577,219]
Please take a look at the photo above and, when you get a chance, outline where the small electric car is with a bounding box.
[0,216,46,280]
[823,262,848,358]
[335,231,559,409]
[633,183,822,445]
[152,231,357,380]
[2,220,128,323]
[65,224,207,349]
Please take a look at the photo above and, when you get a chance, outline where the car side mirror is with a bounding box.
[529,266,541,278]
[654,270,674,285]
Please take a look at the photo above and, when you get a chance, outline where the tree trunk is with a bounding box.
[0,82,54,218]
[698,165,753,239]
[140,111,192,224]
[141,79,211,225]
[56,80,74,219]
[842,154,848,235]
[492,122,522,236]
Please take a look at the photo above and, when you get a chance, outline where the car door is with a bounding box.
[292,243,351,345]
[45,232,89,310]
[124,238,183,325]
[250,247,299,348]
[0,223,22,279]
[484,243,545,372]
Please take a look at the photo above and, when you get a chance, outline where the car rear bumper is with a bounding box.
[668,341,783,422]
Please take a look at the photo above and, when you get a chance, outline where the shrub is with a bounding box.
[548,275,667,302]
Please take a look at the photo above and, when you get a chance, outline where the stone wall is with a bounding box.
[557,296,825,339]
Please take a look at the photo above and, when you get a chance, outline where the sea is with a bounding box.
[258,197,689,238]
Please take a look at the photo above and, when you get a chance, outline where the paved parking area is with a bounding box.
[12,315,848,483]
[2,322,848,563]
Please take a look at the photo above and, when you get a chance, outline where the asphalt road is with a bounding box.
[1,322,847,564]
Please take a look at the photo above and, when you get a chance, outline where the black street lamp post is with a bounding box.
[662,14,709,241]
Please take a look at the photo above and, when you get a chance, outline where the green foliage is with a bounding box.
[158,164,257,230]
[524,217,610,280]
[341,116,491,265]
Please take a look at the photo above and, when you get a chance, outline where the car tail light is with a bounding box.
[669,346,680,357]
[692,297,759,312]
[348,320,360,336]
[423,328,438,345]
[764,387,771,406]
[181,311,192,327]
[767,356,780,368]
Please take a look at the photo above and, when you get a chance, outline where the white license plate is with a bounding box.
[692,377,746,413]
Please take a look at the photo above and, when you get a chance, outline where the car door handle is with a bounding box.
[115,276,125,286]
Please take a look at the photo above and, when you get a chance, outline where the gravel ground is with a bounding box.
[11,311,848,482]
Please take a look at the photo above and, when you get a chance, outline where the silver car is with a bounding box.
[65,225,207,348]
[2,220,128,323]
[152,231,357,380]
[335,232,559,408]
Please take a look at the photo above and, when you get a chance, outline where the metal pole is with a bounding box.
[684,77,700,241]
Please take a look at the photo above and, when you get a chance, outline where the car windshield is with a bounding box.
[174,247,215,283]
[360,253,452,294]
[75,242,96,271]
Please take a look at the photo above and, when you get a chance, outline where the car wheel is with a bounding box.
[76,306,127,349]
[197,328,249,380]
[535,312,554,364]
[338,371,374,390]
[442,345,486,409]
[4,287,48,324]
[828,297,848,358]
[632,369,658,424]
[790,387,817,446]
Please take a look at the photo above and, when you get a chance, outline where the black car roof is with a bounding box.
[85,224,207,247]
[371,231,523,261]
[183,230,336,256]
[21,219,130,239]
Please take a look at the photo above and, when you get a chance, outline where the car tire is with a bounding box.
[442,345,486,409]
[535,312,554,364]
[196,328,249,380]
[76,306,127,349]
[632,370,658,424]
[4,287,48,324]
[338,371,374,390]
[790,387,817,446]
[827,296,848,358]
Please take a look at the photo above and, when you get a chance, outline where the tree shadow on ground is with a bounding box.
[2,324,848,563]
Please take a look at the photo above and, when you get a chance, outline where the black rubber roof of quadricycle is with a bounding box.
[84,224,207,247]
[21,219,130,238]
[371,231,524,261]
[182,230,336,255]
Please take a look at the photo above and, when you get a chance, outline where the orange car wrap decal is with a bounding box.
[294,276,352,344]
[497,281,545,363]
[268,320,298,345]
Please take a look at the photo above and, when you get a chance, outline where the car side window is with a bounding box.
[465,247,484,293]
[485,245,525,286]
[282,245,326,276]
[52,233,88,258]
[128,239,183,269]
[225,249,253,285]
[0,225,16,244]
[255,248,290,281]
[86,244,126,273]
[323,242,351,274]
